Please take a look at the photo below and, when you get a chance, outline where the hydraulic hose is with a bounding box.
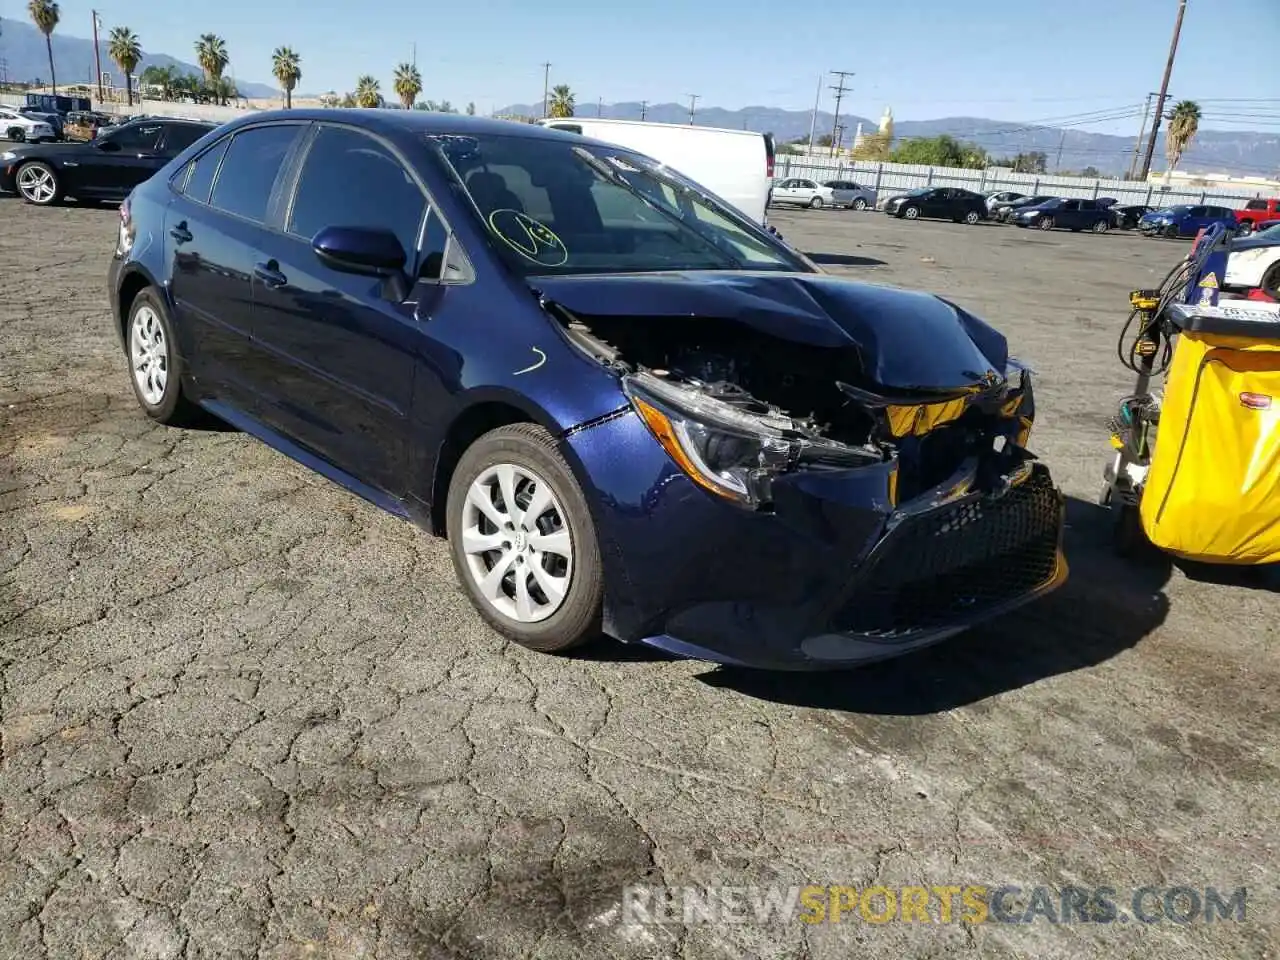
[1116,255,1197,375]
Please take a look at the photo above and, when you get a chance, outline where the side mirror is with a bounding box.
[95,138,120,152]
[312,226,406,277]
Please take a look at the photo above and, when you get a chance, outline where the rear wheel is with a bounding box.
[1164,224,1179,239]
[125,288,201,425]
[1092,219,1110,233]
[15,161,61,205]
[447,423,603,653]
[809,196,824,209]
[903,206,920,220]
[1038,216,1055,231]
[964,210,981,225]
[852,197,868,211]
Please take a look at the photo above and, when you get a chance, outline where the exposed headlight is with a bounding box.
[623,371,876,507]
[0,151,17,162]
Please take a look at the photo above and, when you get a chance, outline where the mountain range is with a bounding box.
[498,101,1280,180]
[0,19,278,99]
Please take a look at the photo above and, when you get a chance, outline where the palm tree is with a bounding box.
[548,84,575,119]
[27,0,60,94]
[354,75,382,109]
[466,102,476,116]
[140,64,179,101]
[272,47,301,109]
[195,33,229,85]
[107,27,142,106]
[1164,100,1202,184]
[392,63,421,110]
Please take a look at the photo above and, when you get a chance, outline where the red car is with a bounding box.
[1237,198,1280,234]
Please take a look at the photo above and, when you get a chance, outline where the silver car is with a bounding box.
[823,180,878,211]
[769,177,836,209]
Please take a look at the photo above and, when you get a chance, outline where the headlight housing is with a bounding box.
[0,151,17,163]
[623,371,875,508]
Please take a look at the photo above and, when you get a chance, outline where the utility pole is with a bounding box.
[412,43,417,68]
[688,93,699,124]
[1127,93,1155,180]
[540,62,551,119]
[806,73,821,153]
[828,70,855,158]
[92,10,104,102]
[640,99,647,120]
[597,97,602,117]
[1054,128,1066,172]
[1138,0,1187,182]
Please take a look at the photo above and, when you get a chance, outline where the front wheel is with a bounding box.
[1038,216,1055,231]
[809,196,824,209]
[1236,221,1253,237]
[852,197,868,211]
[5,127,25,143]
[15,161,61,205]
[964,210,981,225]
[447,423,604,653]
[1092,219,1110,233]
[1164,225,1179,239]
[903,206,920,220]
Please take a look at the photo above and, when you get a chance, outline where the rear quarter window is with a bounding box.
[1245,200,1266,211]
[178,137,230,204]
[208,124,301,223]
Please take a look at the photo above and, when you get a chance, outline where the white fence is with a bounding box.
[775,155,1271,210]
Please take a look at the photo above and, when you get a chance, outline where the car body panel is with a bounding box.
[770,177,834,207]
[823,180,878,209]
[1138,204,1238,238]
[1011,198,1112,231]
[883,188,987,222]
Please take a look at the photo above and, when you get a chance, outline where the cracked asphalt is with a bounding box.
[1,197,1277,960]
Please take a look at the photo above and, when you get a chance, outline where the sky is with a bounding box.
[32,0,1280,132]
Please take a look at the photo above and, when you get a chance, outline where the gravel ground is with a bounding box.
[1,197,1277,960]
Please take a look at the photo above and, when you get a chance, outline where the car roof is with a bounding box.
[215,108,575,142]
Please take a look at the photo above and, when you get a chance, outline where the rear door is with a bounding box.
[247,122,431,493]
[165,122,307,411]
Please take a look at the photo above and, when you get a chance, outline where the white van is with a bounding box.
[537,117,774,226]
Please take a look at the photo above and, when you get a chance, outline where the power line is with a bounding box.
[828,70,854,157]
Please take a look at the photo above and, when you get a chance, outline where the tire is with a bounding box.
[903,206,920,220]
[1092,219,1110,233]
[964,210,981,225]
[852,197,868,211]
[6,127,25,143]
[809,196,824,209]
[1236,221,1253,236]
[1164,225,1179,239]
[446,423,603,653]
[1038,216,1055,231]
[124,288,201,426]
[1261,263,1280,298]
[15,161,61,206]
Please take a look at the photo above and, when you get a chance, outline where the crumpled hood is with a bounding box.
[532,271,1009,393]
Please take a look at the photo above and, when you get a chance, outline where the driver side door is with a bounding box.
[76,121,165,198]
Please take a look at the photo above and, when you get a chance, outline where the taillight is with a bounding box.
[115,196,134,257]
[1239,392,1272,410]
[766,154,774,178]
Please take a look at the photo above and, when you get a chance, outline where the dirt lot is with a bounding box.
[1,198,1277,960]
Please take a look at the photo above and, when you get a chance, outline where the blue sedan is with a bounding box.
[106,110,1066,670]
[1138,203,1239,239]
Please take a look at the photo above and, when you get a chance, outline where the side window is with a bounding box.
[1245,200,1265,211]
[549,123,583,135]
[179,137,230,204]
[1187,206,1206,217]
[1080,200,1097,211]
[161,123,210,157]
[209,124,300,223]
[287,124,426,261]
[106,123,164,153]
[1062,200,1080,210]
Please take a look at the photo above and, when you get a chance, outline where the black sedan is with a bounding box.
[1109,204,1152,230]
[1,116,215,205]
[1011,197,1112,233]
[993,195,1056,221]
[883,187,988,224]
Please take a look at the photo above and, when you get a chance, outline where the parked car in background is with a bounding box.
[1109,204,1151,229]
[1,116,215,205]
[538,117,773,225]
[0,107,56,143]
[992,195,1056,221]
[1223,223,1280,297]
[884,187,988,224]
[1096,197,1118,208]
[1138,204,1238,239]
[63,111,116,142]
[769,177,836,209]
[984,190,1026,213]
[1012,197,1112,233]
[17,107,64,141]
[1235,198,1280,235]
[823,180,877,210]
[107,109,1066,669]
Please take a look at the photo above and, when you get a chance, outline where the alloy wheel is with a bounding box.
[1038,217,1054,231]
[904,206,919,220]
[853,198,867,210]
[129,305,169,406]
[965,211,981,224]
[460,463,573,624]
[16,164,56,204]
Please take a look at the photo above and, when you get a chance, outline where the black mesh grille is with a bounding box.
[831,468,1063,637]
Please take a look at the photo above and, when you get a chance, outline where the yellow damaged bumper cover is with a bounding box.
[1140,330,1280,564]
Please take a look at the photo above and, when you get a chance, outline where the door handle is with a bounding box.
[169,222,192,244]
[254,261,287,288]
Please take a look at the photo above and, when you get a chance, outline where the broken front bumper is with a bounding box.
[567,409,1068,671]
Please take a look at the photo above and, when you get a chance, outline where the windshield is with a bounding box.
[429,133,811,277]
[900,188,930,197]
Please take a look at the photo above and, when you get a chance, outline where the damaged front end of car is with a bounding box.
[536,272,1067,667]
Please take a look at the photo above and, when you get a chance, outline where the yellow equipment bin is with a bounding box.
[1138,301,1280,564]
